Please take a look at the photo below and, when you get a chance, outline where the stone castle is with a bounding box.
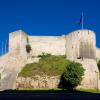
[0,29,100,90]
[9,29,100,60]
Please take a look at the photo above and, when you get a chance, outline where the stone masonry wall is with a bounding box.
[9,29,96,60]
[1,29,99,90]
[28,36,66,56]
[9,30,28,59]
[66,30,96,60]
[96,48,100,60]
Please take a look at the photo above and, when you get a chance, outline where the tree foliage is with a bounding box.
[59,62,85,89]
[26,44,32,53]
[97,60,100,71]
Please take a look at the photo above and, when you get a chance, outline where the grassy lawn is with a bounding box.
[16,88,64,91]
[77,88,100,93]
[16,88,100,93]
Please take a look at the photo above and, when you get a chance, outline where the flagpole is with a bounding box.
[5,40,6,54]
[82,12,83,29]
[2,41,3,56]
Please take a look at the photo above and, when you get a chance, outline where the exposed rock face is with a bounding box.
[16,76,60,88]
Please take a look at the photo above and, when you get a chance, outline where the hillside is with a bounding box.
[18,55,70,77]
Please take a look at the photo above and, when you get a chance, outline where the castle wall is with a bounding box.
[4,29,100,90]
[65,30,96,60]
[9,30,21,51]
[28,36,66,56]
[96,48,100,60]
[9,29,96,60]
[9,30,28,58]
[79,30,96,59]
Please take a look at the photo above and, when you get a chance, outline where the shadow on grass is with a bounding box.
[0,89,100,100]
[0,89,96,94]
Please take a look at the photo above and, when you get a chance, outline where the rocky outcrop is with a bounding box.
[16,75,60,88]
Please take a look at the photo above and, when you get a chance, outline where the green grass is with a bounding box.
[18,55,70,77]
[16,88,64,91]
[77,89,100,93]
[16,88,100,93]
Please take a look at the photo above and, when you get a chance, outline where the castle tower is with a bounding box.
[65,29,96,60]
[9,30,28,58]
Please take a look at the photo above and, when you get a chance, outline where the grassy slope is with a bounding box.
[18,55,70,77]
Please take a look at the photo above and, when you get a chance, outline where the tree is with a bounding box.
[97,60,100,71]
[59,62,85,90]
[97,60,100,78]
[26,36,32,53]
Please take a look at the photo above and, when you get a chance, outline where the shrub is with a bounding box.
[59,62,85,90]
[26,36,29,43]
[38,52,51,58]
[97,60,100,71]
[26,44,31,53]
[97,60,100,78]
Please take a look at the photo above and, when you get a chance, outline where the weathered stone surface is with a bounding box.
[0,49,26,91]
[75,59,100,89]
[16,76,60,88]
[9,29,98,60]
[16,58,100,89]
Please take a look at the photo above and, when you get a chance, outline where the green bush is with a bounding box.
[97,60,100,78]
[38,52,51,58]
[97,60,100,71]
[26,44,32,53]
[59,62,85,90]
[18,55,70,77]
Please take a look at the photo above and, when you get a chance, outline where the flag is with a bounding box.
[2,41,4,55]
[6,40,9,53]
[78,12,83,29]
[4,40,9,54]
[78,15,82,26]
[6,40,9,49]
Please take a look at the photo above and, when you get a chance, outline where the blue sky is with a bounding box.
[0,0,100,55]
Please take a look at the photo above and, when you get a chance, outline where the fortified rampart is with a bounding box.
[66,30,96,60]
[0,29,100,91]
[9,29,97,60]
[9,30,28,59]
[28,36,66,56]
